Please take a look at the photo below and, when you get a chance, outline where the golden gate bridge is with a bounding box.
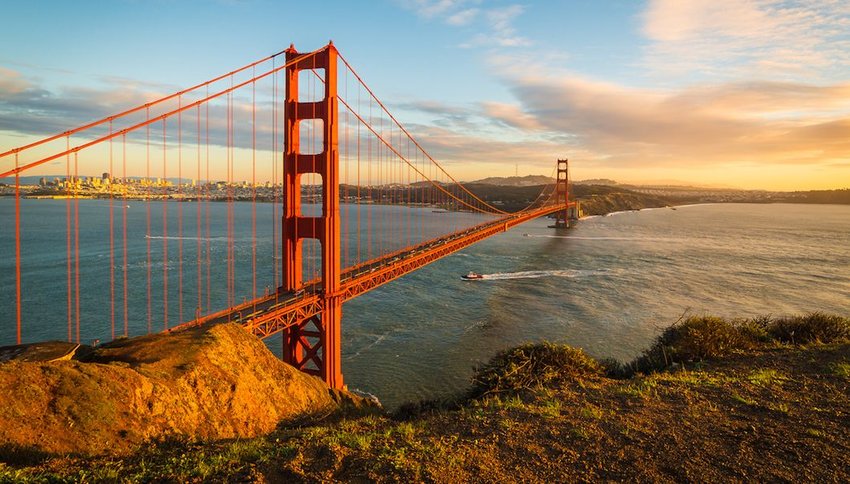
[0,43,575,389]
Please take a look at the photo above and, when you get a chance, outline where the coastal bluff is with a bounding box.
[0,323,374,456]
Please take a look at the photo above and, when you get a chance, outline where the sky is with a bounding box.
[1,0,849,190]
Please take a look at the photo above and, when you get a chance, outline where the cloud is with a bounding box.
[446,8,479,26]
[459,4,531,48]
[401,0,475,20]
[494,69,850,171]
[481,101,541,130]
[641,0,850,81]
[398,0,531,48]
[0,68,33,99]
[396,122,576,174]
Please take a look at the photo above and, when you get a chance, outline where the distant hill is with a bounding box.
[469,175,554,187]
[574,178,619,186]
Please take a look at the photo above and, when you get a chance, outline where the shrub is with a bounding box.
[394,399,453,421]
[468,343,602,398]
[767,312,850,344]
[598,357,631,379]
[627,316,761,375]
[666,316,761,360]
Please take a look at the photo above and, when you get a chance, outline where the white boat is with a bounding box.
[461,271,484,280]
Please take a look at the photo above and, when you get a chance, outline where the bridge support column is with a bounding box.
[552,158,570,228]
[281,43,344,389]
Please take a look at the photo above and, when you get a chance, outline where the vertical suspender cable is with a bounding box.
[66,137,72,342]
[14,154,21,344]
[367,96,371,261]
[205,91,211,315]
[109,121,115,340]
[226,86,232,309]
[122,134,128,336]
[357,81,361,266]
[146,109,152,333]
[196,105,202,322]
[74,152,80,344]
[252,74,257,301]
[343,65,349,270]
[272,59,279,291]
[227,78,234,309]
[162,119,169,330]
[178,98,184,324]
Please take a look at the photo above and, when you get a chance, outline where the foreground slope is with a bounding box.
[1,314,847,482]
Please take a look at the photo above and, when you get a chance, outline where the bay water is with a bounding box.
[1,200,848,408]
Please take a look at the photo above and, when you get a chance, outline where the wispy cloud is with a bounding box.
[401,0,477,20]
[446,8,479,26]
[641,0,850,82]
[460,5,531,48]
[399,0,531,48]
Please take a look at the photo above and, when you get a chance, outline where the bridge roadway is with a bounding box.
[170,204,566,339]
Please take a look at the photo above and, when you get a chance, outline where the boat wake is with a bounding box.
[524,234,646,241]
[344,332,391,361]
[524,234,678,242]
[145,235,228,242]
[475,269,611,281]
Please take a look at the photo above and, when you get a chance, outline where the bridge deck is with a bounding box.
[169,204,569,338]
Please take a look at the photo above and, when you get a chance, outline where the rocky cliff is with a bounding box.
[0,323,370,455]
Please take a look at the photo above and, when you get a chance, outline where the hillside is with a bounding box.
[0,323,375,456]
[573,187,671,215]
[1,313,847,481]
[469,175,555,187]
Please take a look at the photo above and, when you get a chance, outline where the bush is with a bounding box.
[468,343,602,398]
[394,399,453,421]
[666,316,761,360]
[627,316,762,375]
[767,312,850,344]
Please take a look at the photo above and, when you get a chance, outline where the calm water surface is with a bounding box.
[1,201,848,408]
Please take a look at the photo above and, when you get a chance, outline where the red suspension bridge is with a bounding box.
[0,43,575,389]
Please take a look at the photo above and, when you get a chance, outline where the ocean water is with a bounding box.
[337,203,850,407]
[1,200,849,408]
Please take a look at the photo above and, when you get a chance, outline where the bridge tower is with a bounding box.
[553,158,570,228]
[281,44,344,389]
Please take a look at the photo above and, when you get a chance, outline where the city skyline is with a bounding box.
[2,1,850,190]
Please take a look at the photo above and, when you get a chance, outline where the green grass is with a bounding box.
[617,378,658,400]
[580,404,604,420]
[830,362,850,378]
[732,393,757,406]
[747,369,788,386]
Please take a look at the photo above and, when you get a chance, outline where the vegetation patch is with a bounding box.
[831,362,850,378]
[612,313,850,376]
[468,342,603,398]
[767,312,850,344]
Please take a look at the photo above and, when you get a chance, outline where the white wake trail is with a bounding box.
[470,269,611,281]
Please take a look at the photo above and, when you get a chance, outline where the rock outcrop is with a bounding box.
[0,323,370,455]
